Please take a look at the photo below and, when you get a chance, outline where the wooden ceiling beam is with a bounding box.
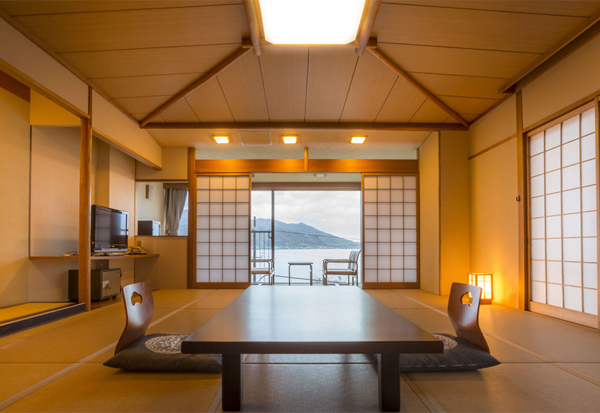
[243,0,262,56]
[139,44,252,127]
[142,121,467,131]
[356,0,381,56]
[501,11,600,93]
[367,48,470,128]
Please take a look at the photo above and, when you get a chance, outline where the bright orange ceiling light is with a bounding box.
[282,135,297,144]
[213,136,230,144]
[351,136,366,144]
[258,0,367,45]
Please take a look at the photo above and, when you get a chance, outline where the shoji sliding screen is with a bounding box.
[196,175,251,286]
[528,105,599,327]
[363,174,419,288]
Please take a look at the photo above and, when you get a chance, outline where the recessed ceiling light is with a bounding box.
[213,136,229,144]
[282,135,297,144]
[259,0,367,45]
[351,136,366,144]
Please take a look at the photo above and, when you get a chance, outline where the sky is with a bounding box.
[251,190,361,241]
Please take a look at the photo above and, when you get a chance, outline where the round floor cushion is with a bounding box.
[399,333,500,372]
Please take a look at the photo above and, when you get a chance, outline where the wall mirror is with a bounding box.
[136,181,188,236]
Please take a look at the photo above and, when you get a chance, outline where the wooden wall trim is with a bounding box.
[0,69,29,102]
[252,182,361,190]
[78,87,93,311]
[525,101,596,137]
[195,159,418,174]
[529,302,598,329]
[516,91,528,311]
[468,135,517,161]
[163,183,188,189]
[187,148,197,289]
[143,121,468,132]
[596,97,600,330]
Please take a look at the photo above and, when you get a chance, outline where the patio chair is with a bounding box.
[251,258,274,285]
[322,250,361,286]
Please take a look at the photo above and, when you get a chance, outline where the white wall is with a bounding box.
[30,126,80,256]
[468,96,520,308]
[136,182,165,235]
[108,146,136,246]
[136,147,187,181]
[92,91,162,169]
[470,139,520,307]
[439,131,471,295]
[135,148,189,288]
[0,87,31,307]
[468,29,600,309]
[134,237,188,289]
[523,35,600,129]
[418,133,440,294]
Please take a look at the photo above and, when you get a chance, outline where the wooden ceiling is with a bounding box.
[1,0,599,143]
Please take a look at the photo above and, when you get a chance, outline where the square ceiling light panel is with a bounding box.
[259,0,367,45]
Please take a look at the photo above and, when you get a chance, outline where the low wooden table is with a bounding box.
[182,287,443,412]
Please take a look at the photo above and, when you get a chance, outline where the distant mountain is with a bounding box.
[252,218,359,250]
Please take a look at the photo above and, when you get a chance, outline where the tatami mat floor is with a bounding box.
[0,287,599,412]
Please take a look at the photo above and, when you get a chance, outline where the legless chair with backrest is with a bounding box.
[106,281,221,372]
[398,282,498,372]
[447,282,490,353]
[114,282,154,354]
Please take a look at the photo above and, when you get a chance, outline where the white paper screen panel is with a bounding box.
[529,108,598,316]
[363,174,418,284]
[196,175,250,283]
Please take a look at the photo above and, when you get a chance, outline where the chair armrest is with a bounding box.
[251,258,273,272]
[323,259,351,271]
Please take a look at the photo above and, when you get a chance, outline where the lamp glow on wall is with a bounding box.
[468,273,493,304]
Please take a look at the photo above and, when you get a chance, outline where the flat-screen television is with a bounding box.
[91,205,129,254]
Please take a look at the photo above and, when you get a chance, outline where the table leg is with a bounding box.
[378,353,400,412]
[288,264,291,285]
[310,264,313,286]
[222,354,243,412]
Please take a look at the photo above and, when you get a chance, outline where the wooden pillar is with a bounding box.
[595,97,600,330]
[78,88,93,310]
[187,148,197,288]
[516,91,528,311]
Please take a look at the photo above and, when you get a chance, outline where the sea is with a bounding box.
[265,248,360,285]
